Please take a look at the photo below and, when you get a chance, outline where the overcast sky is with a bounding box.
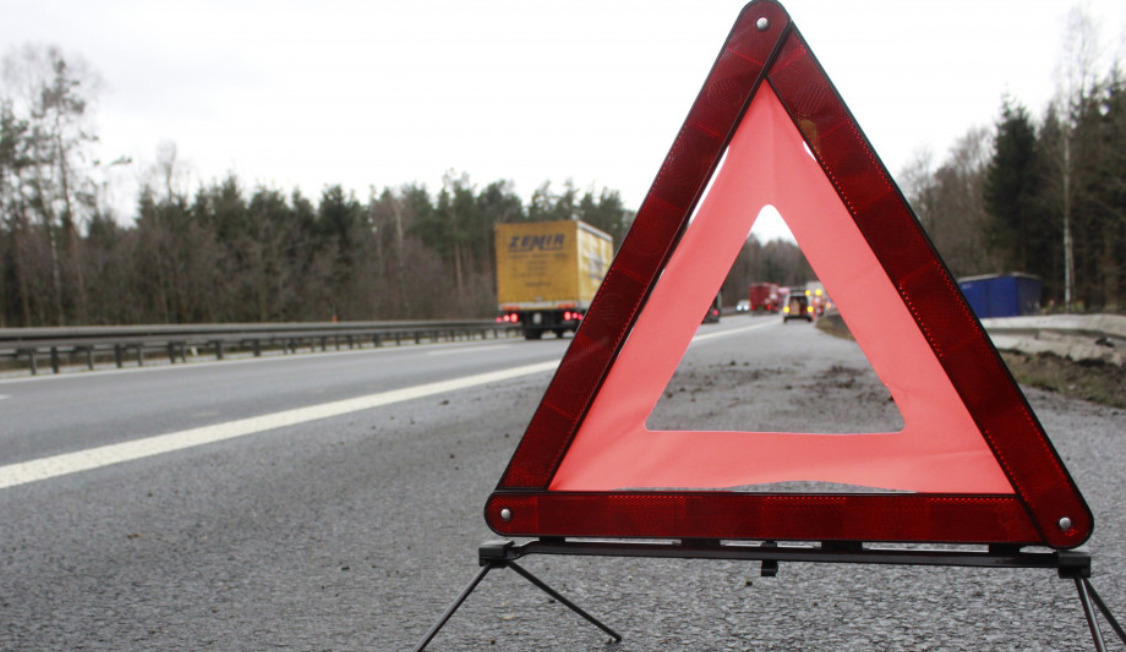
[4,0,1126,240]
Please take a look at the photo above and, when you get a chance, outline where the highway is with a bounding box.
[1,314,1124,651]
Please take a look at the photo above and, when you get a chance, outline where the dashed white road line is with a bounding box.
[690,320,776,344]
[425,344,514,356]
[0,359,558,491]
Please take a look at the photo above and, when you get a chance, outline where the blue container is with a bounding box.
[957,273,1043,319]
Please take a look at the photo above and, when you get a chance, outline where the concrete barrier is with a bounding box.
[980,314,1126,365]
[818,310,1126,365]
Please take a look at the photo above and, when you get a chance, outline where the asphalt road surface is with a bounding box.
[1,315,1123,651]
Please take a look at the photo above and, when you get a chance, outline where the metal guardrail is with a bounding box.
[816,310,1125,365]
[0,320,519,375]
[5,313,1121,377]
[979,314,1126,365]
[979,314,1126,341]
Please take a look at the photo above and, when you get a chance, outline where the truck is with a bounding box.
[806,281,830,315]
[495,220,614,340]
[957,273,1042,318]
[748,282,782,312]
[703,294,722,323]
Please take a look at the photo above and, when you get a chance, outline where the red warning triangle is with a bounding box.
[486,0,1092,549]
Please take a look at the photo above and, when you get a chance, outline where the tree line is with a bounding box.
[6,14,1125,328]
[3,162,641,326]
[0,45,812,328]
[0,44,647,326]
[905,84,1126,313]
[904,10,1125,312]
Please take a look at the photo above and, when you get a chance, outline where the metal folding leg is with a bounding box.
[507,560,622,643]
[412,563,495,652]
[1074,577,1126,652]
[1088,581,1126,645]
[412,541,620,651]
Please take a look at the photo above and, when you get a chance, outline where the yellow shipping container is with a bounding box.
[495,220,613,339]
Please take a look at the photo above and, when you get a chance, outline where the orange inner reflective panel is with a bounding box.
[550,85,1011,495]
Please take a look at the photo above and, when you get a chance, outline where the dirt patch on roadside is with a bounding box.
[817,310,1126,409]
[815,312,852,340]
[651,355,903,435]
[1000,351,1126,409]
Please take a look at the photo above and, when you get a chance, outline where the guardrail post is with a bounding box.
[214,340,224,361]
[114,344,124,368]
[24,348,37,375]
[50,347,60,374]
[81,346,94,370]
[136,344,144,367]
[167,342,176,365]
[373,333,382,347]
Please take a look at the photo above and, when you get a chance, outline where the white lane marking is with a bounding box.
[690,320,775,344]
[425,344,514,356]
[0,359,559,490]
[0,395,10,400]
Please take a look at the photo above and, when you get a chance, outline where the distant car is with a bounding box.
[702,295,721,323]
[782,294,813,322]
[736,299,750,313]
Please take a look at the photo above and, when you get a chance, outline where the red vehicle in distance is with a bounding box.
[748,282,782,312]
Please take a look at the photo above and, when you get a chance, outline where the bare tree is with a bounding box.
[929,127,998,277]
[2,44,102,325]
[1051,6,1103,311]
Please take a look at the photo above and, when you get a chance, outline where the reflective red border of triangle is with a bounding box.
[485,0,1092,548]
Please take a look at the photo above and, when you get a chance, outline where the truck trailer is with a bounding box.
[748,282,782,312]
[957,273,1043,318]
[495,220,613,340]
